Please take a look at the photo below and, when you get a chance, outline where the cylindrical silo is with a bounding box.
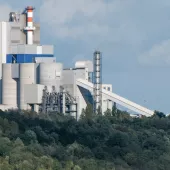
[19,63,37,110]
[2,64,17,106]
[39,63,63,92]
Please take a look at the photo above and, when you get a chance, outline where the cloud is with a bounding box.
[39,0,110,39]
[39,0,141,45]
[39,0,170,70]
[138,39,170,66]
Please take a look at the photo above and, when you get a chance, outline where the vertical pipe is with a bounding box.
[62,89,66,114]
[93,51,102,114]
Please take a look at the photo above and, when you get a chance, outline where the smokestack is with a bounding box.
[24,6,36,45]
[93,51,102,114]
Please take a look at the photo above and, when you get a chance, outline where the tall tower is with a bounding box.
[24,6,36,45]
[93,51,102,114]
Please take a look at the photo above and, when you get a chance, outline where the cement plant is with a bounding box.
[0,6,154,119]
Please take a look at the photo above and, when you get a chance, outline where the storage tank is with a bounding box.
[2,64,17,106]
[39,63,63,91]
[19,63,37,110]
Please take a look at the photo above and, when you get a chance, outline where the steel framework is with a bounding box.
[39,86,77,118]
[93,51,102,114]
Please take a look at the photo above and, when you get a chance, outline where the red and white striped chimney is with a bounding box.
[24,6,36,45]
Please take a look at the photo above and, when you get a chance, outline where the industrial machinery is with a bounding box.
[0,6,155,118]
[39,86,77,118]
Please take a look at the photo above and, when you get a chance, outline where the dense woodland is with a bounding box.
[0,105,169,170]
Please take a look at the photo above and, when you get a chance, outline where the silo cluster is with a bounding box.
[1,63,63,111]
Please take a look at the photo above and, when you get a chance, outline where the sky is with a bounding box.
[0,0,170,113]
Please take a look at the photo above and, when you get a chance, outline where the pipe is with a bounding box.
[62,89,66,114]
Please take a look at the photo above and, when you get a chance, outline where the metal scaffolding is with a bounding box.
[39,86,61,113]
[39,86,77,118]
[93,51,102,114]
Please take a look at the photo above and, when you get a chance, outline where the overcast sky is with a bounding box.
[1,0,170,113]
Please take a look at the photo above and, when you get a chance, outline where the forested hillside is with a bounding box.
[0,107,169,170]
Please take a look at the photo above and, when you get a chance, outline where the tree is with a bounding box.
[17,160,35,170]
[96,106,102,116]
[24,130,37,144]
[112,102,117,117]
[82,103,93,119]
[39,156,54,169]
[3,118,11,134]
[104,109,112,117]
[154,111,166,118]
[80,109,86,119]
[64,161,74,170]
[0,159,12,170]
[14,138,24,147]
[74,165,82,170]
[10,121,19,135]
[0,109,170,170]
[124,153,137,166]
[0,137,12,156]
[77,159,98,170]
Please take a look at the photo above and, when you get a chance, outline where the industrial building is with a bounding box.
[0,6,154,119]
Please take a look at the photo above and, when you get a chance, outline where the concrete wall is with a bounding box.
[102,84,113,112]
[0,22,8,103]
[2,64,17,106]
[35,57,56,63]
[39,63,63,92]
[62,68,90,118]
[0,22,8,64]
[33,23,40,44]
[19,63,38,110]
[18,14,26,44]
[9,19,40,45]
[24,84,45,104]
[9,45,54,56]
[10,22,24,44]
[62,69,75,96]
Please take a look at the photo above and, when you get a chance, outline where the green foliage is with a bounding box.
[104,109,112,117]
[0,109,169,169]
[24,130,37,144]
[81,103,94,119]
[154,110,166,118]
[74,165,82,170]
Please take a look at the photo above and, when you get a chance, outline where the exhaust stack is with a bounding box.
[24,6,36,45]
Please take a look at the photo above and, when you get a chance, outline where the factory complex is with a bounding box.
[0,6,154,119]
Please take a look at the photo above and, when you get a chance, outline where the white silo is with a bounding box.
[2,64,17,106]
[19,63,37,110]
[39,63,63,91]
